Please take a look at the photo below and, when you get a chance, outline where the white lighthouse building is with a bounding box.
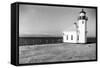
[63,9,88,43]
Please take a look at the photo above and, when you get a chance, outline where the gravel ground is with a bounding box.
[19,43,96,64]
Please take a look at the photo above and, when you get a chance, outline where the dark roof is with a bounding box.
[80,9,86,14]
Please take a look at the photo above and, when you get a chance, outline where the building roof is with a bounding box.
[80,9,86,14]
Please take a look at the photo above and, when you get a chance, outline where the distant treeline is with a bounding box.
[87,37,96,44]
[19,37,63,46]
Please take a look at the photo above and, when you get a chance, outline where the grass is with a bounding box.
[19,43,96,64]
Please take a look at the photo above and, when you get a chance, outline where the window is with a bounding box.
[82,21,84,24]
[67,35,68,40]
[71,35,73,40]
[77,35,79,40]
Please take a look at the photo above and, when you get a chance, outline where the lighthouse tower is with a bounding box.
[77,9,88,43]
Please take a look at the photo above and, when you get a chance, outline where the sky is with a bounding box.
[19,4,96,37]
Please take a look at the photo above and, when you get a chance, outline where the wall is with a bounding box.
[63,32,77,43]
[0,0,99,68]
[19,37,63,45]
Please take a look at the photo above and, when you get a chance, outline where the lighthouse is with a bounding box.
[63,9,88,43]
[77,9,88,43]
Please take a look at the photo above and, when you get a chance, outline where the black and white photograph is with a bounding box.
[11,2,97,65]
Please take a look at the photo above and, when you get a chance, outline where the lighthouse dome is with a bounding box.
[80,9,86,14]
